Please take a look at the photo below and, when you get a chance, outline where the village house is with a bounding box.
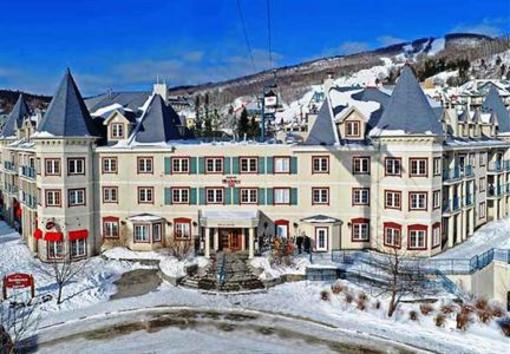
[1,66,510,262]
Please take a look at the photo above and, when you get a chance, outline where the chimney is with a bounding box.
[153,80,169,103]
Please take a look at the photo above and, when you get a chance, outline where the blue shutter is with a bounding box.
[266,188,274,205]
[198,157,205,174]
[258,188,266,205]
[258,157,266,174]
[225,188,232,204]
[199,188,206,205]
[190,157,198,174]
[290,188,298,205]
[266,157,274,174]
[224,157,231,174]
[164,187,172,205]
[232,157,239,174]
[164,157,171,175]
[190,188,197,205]
[233,187,240,204]
[290,157,298,174]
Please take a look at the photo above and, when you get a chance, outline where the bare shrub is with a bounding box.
[490,305,505,318]
[497,317,510,337]
[474,297,488,311]
[456,312,471,331]
[440,304,456,315]
[477,308,493,324]
[460,305,475,316]
[356,297,366,311]
[331,282,344,295]
[320,290,330,301]
[168,239,194,261]
[420,303,434,316]
[434,314,446,327]
[409,310,419,321]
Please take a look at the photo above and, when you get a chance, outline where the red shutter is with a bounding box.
[68,229,89,241]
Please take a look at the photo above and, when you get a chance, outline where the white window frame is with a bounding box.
[103,187,118,203]
[134,224,150,242]
[103,220,119,238]
[240,188,258,204]
[68,158,85,175]
[433,190,441,209]
[175,222,191,240]
[68,189,85,206]
[385,191,401,209]
[432,226,441,247]
[385,158,401,176]
[46,190,61,207]
[138,187,154,203]
[137,157,153,174]
[312,188,328,204]
[384,227,400,248]
[172,157,189,174]
[353,188,370,205]
[433,157,441,176]
[352,222,369,241]
[409,192,427,210]
[205,157,223,173]
[111,123,124,138]
[102,157,117,173]
[410,158,427,176]
[206,188,224,204]
[48,241,64,259]
[312,156,328,174]
[152,223,162,242]
[274,157,290,173]
[240,157,258,173]
[345,120,360,137]
[70,239,86,258]
[45,159,60,175]
[172,188,189,204]
[315,227,328,251]
[408,230,426,249]
[274,188,290,205]
[353,157,370,174]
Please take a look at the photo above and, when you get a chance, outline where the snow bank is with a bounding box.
[159,256,209,279]
[250,256,310,281]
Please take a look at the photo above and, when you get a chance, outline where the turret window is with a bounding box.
[409,158,428,177]
[45,190,61,207]
[385,158,401,176]
[409,192,427,211]
[45,158,61,176]
[353,157,370,175]
[68,158,85,176]
[68,188,86,207]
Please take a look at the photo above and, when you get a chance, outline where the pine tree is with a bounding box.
[237,107,250,138]
[249,116,260,138]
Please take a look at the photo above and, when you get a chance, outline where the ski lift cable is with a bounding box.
[266,0,273,70]
[235,0,257,73]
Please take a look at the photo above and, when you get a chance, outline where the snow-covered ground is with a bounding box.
[1,222,508,353]
[435,217,510,259]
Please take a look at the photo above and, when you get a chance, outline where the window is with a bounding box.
[274,188,290,205]
[469,153,476,168]
[138,187,154,204]
[433,190,441,209]
[351,218,369,241]
[312,187,329,205]
[103,187,118,203]
[45,158,61,176]
[432,223,441,248]
[479,202,486,219]
[345,121,360,137]
[240,188,258,204]
[172,157,190,174]
[410,158,428,177]
[479,177,486,192]
[103,218,119,238]
[134,224,149,242]
[137,157,153,174]
[385,158,401,176]
[433,157,441,176]
[385,190,401,209]
[174,218,191,240]
[205,157,223,174]
[206,188,224,204]
[479,152,486,167]
[111,123,124,139]
[312,156,329,174]
[274,157,290,173]
[384,223,401,248]
[152,223,162,242]
[408,225,427,250]
[275,220,289,238]
[70,239,86,258]
[68,189,85,207]
[172,188,190,204]
[409,192,427,211]
[45,190,61,207]
[353,157,370,175]
[240,157,258,173]
[352,188,370,205]
[315,227,328,251]
[48,241,64,259]
[102,157,118,174]
[68,158,85,175]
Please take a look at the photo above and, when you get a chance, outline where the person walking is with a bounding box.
[296,235,303,254]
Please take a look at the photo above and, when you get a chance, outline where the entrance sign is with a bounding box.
[2,273,35,300]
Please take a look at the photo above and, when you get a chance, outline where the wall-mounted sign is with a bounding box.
[45,220,55,230]
[222,176,240,188]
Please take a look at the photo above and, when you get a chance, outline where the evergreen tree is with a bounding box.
[204,116,213,137]
[249,116,260,138]
[237,107,250,138]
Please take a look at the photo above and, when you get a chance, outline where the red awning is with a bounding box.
[15,208,22,218]
[33,229,43,240]
[44,232,63,242]
[68,229,88,241]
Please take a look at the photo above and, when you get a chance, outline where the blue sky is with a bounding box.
[0,0,508,96]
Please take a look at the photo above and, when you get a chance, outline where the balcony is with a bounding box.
[464,165,474,178]
[505,160,510,171]
[465,193,473,206]
[443,196,461,213]
[3,161,16,173]
[488,185,504,198]
[443,167,461,182]
[4,184,19,195]
[20,166,36,179]
[488,161,503,173]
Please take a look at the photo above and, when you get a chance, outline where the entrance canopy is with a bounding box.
[300,214,342,224]
[128,213,165,223]
[199,209,259,228]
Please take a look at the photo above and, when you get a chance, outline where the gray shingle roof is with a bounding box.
[134,94,183,143]
[38,69,99,137]
[372,66,443,135]
[481,85,510,132]
[1,94,29,137]
[85,91,150,113]
[304,99,338,145]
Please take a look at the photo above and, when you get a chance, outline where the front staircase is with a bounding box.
[180,251,264,292]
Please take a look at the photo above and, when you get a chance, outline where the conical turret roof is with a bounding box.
[481,85,510,132]
[371,65,443,136]
[37,69,98,137]
[1,94,29,137]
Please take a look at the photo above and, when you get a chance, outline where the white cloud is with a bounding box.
[377,35,406,46]
[338,41,370,55]
[452,17,506,37]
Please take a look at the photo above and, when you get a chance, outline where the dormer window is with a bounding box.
[111,123,124,139]
[345,121,361,138]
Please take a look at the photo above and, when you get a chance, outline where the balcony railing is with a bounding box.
[505,160,510,171]
[4,184,18,195]
[443,167,460,182]
[464,165,474,178]
[465,193,473,206]
[20,166,36,179]
[488,185,504,197]
[3,161,16,172]
[488,161,503,172]
[443,196,461,213]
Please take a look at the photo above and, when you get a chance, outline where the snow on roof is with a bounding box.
[91,103,124,118]
[329,88,380,122]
